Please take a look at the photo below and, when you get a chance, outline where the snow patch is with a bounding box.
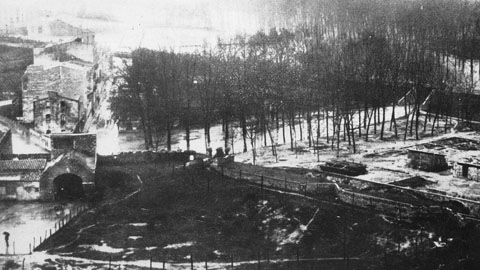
[80,243,124,253]
[128,236,142,240]
[163,241,195,249]
[128,223,147,227]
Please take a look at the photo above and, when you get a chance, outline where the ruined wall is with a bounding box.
[453,162,480,182]
[407,150,448,172]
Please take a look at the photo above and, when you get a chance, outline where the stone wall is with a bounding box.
[97,151,196,166]
[453,162,480,181]
[407,150,448,172]
[50,133,96,159]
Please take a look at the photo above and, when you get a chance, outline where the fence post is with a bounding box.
[13,241,15,255]
[205,258,208,270]
[33,237,35,249]
[231,255,234,269]
[296,246,299,267]
[163,260,165,270]
[109,256,112,270]
[29,243,31,254]
[261,175,264,197]
[50,229,52,237]
[150,255,152,270]
[190,254,193,270]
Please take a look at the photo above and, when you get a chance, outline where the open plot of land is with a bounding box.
[17,162,468,269]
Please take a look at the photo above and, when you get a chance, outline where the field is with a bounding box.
[5,161,463,269]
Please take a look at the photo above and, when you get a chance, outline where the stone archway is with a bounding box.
[53,173,85,200]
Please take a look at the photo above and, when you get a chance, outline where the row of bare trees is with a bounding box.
[110,0,480,157]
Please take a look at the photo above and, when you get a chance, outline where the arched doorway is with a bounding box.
[53,173,85,200]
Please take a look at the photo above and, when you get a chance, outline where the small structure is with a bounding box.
[389,176,435,188]
[453,162,480,181]
[0,158,47,200]
[40,133,96,200]
[319,160,367,176]
[407,149,448,172]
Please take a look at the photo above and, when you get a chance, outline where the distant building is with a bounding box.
[407,149,448,172]
[0,158,47,200]
[21,63,90,134]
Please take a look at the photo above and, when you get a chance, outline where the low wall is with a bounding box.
[97,151,196,166]
[216,165,471,220]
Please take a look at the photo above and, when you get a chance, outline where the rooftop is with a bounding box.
[0,159,47,171]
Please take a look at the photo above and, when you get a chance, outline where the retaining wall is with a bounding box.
[97,151,196,166]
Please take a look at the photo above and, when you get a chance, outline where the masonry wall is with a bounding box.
[453,162,480,181]
[97,151,195,166]
[407,151,448,172]
[39,152,95,201]
[50,133,96,159]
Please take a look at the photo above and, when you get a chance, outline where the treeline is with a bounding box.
[110,0,480,156]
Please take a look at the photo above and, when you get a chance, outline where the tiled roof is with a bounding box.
[0,159,47,171]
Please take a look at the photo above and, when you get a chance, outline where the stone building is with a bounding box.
[0,158,47,200]
[40,133,96,200]
[21,62,90,133]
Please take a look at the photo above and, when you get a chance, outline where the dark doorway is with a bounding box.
[462,165,469,178]
[54,173,85,200]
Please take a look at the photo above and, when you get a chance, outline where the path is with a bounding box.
[0,201,81,254]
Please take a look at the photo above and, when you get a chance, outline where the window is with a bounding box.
[60,114,66,126]
[45,114,51,123]
[46,101,50,109]
[60,101,67,113]
[46,129,51,134]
